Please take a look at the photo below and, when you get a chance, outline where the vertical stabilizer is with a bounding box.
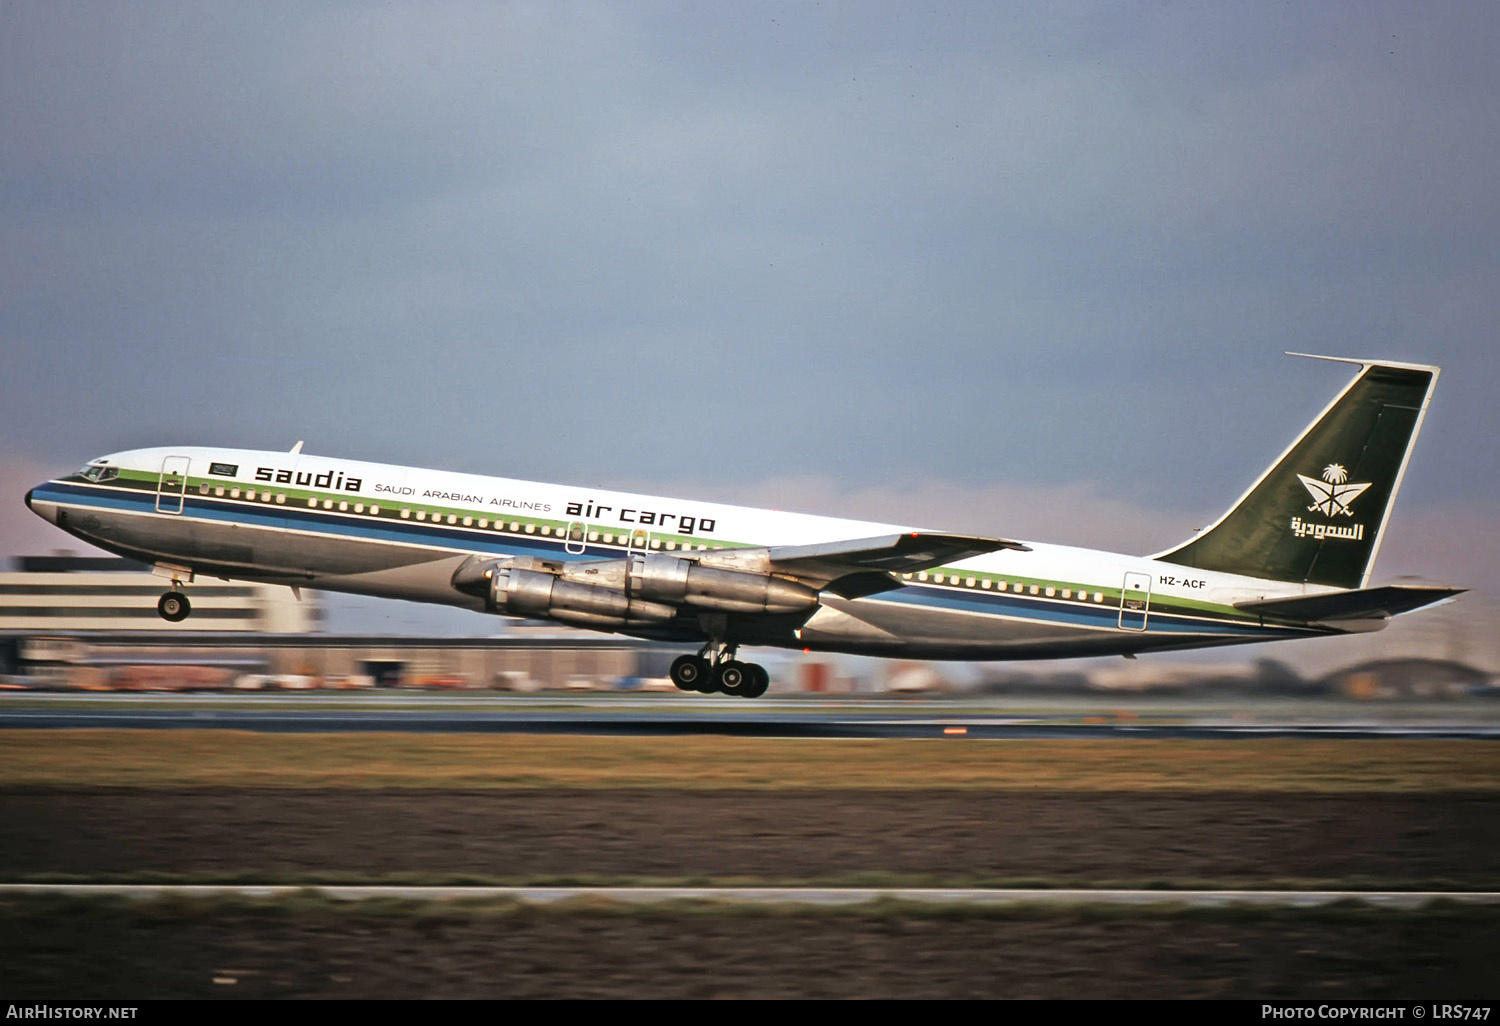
[1158,356,1439,589]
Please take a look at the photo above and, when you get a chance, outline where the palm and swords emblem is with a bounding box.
[1296,463,1370,518]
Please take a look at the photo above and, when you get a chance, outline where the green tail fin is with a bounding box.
[1158,356,1439,589]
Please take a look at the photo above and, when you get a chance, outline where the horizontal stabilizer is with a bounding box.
[1235,584,1464,623]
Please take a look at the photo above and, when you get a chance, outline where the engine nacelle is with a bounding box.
[451,556,677,626]
[628,552,817,615]
[451,552,818,622]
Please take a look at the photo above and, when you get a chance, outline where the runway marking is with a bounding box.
[3,884,1497,909]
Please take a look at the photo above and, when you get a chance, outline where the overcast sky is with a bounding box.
[3,2,1498,637]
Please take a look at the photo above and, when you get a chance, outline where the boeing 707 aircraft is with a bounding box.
[24,355,1460,697]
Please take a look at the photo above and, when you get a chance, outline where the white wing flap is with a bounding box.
[759,532,1028,586]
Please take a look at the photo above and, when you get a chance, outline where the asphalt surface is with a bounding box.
[5,883,1498,908]
[3,692,1500,738]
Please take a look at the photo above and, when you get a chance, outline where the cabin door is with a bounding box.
[155,455,191,514]
[1118,571,1151,631]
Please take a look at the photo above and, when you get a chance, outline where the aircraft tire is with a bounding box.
[715,660,751,695]
[670,655,710,692]
[741,663,770,699]
[157,592,191,623]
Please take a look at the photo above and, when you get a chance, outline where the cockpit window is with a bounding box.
[74,464,118,483]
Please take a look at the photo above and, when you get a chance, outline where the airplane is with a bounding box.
[24,354,1461,698]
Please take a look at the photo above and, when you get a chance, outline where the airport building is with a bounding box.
[0,554,319,633]
[0,553,682,690]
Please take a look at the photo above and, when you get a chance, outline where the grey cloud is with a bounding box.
[1,1,1497,564]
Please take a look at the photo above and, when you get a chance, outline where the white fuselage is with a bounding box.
[26,446,1334,659]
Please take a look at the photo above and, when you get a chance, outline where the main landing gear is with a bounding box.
[157,590,191,623]
[669,644,770,698]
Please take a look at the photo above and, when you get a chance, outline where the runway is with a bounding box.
[3,692,1499,738]
[4,882,1497,909]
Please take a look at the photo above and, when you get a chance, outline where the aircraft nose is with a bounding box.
[25,486,58,525]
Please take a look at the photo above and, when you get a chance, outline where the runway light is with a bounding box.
[943,726,967,736]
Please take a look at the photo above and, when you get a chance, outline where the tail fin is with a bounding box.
[1157,355,1439,589]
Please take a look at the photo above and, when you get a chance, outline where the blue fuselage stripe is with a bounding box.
[34,481,1305,642]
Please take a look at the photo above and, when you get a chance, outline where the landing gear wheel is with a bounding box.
[670,655,712,693]
[741,663,770,699]
[157,592,191,623]
[715,660,751,696]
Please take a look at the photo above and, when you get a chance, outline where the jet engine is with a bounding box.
[451,556,677,628]
[451,551,819,624]
[626,552,817,614]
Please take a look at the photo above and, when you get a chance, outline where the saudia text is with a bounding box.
[255,467,362,491]
[1290,517,1364,541]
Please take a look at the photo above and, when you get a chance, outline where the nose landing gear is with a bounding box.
[157,590,191,623]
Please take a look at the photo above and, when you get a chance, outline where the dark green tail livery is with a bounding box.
[1159,356,1439,589]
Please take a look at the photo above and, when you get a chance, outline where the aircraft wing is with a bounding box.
[758,532,1029,596]
[1235,584,1464,624]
